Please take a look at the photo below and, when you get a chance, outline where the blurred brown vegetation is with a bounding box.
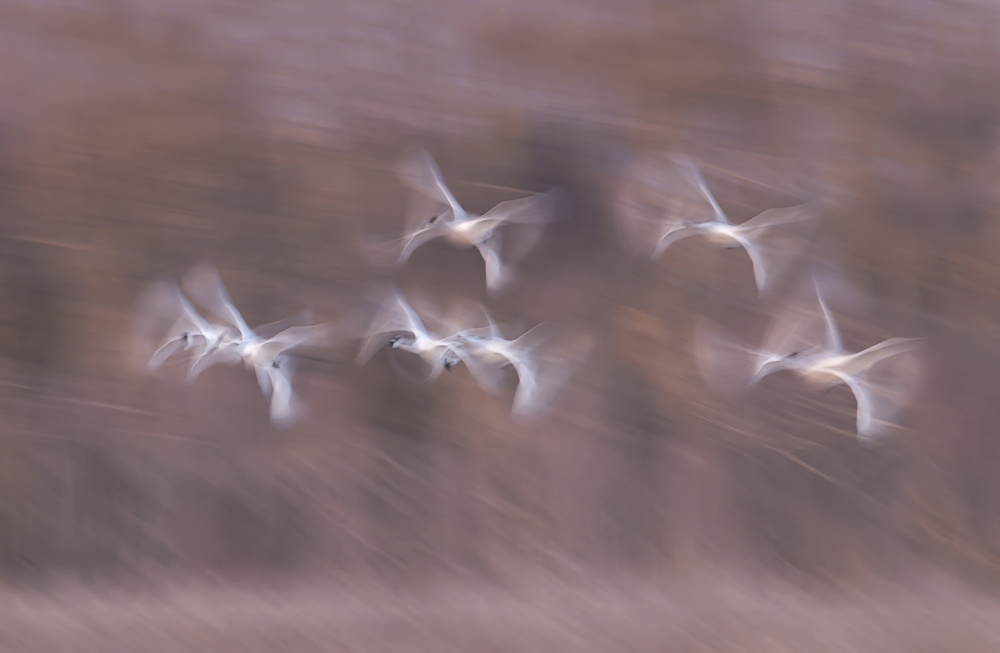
[0,0,999,607]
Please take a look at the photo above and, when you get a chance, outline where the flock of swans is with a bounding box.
[128,147,926,445]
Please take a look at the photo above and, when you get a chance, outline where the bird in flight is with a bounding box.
[619,152,821,295]
[363,147,559,293]
[696,274,925,444]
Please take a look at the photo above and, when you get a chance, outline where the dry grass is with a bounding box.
[1,575,999,652]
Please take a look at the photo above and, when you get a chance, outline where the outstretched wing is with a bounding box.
[670,153,728,224]
[757,299,832,372]
[357,323,412,365]
[478,190,559,265]
[267,356,308,428]
[480,305,503,339]
[729,232,769,295]
[184,344,241,384]
[394,147,466,221]
[478,190,558,226]
[253,310,315,340]
[476,232,513,293]
[257,323,334,363]
[652,223,702,259]
[837,337,926,378]
[836,353,923,446]
[455,343,512,396]
[453,324,551,400]
[360,223,449,267]
[737,202,822,237]
[129,276,210,372]
[505,325,554,417]
[813,278,843,353]
[356,288,427,364]
[510,328,581,421]
[182,262,255,340]
[391,288,429,335]
[731,203,821,295]
[615,153,715,259]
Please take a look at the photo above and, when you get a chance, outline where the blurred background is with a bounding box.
[2,0,1000,649]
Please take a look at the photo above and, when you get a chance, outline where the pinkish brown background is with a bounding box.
[0,0,999,649]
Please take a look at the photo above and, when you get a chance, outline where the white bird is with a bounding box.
[181,263,331,427]
[364,148,558,293]
[621,153,820,295]
[448,307,559,418]
[129,276,239,380]
[700,277,926,444]
[356,287,467,382]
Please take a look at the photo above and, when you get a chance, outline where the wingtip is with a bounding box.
[271,402,309,430]
[484,263,515,295]
[754,275,767,297]
[394,145,442,187]
[184,259,222,285]
[667,151,696,170]
[856,424,891,448]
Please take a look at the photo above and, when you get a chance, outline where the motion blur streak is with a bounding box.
[1,0,1000,650]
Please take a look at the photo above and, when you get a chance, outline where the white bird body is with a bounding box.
[700,224,743,248]
[444,214,502,244]
[660,220,745,251]
[392,333,463,378]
